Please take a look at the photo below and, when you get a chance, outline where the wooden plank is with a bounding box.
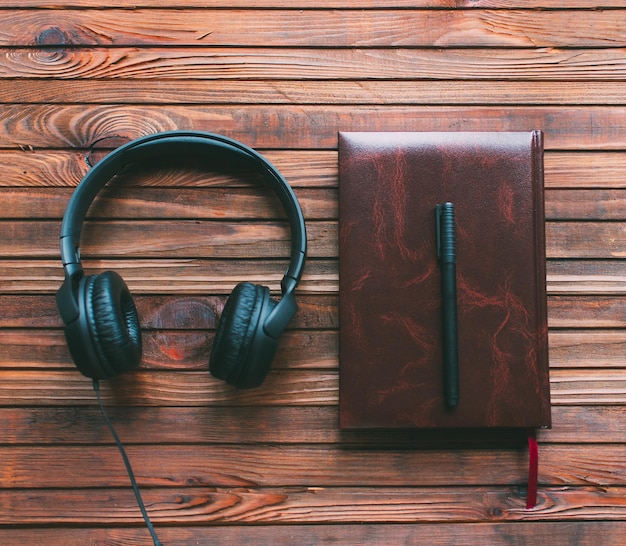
[0,149,337,188]
[6,288,626,332]
[1,326,625,374]
[550,296,626,329]
[3,186,626,222]
[2,149,625,191]
[0,257,626,296]
[543,406,626,443]
[3,47,626,81]
[2,324,625,373]
[0,486,625,525]
[3,105,626,151]
[6,257,626,297]
[10,1,626,8]
[550,369,626,404]
[0,329,337,371]
[546,223,626,259]
[3,80,626,106]
[545,153,626,189]
[0,258,337,295]
[1,320,625,381]
[6,285,626,330]
[0,220,336,259]
[0,369,337,406]
[3,291,626,332]
[2,311,626,370]
[0,368,620,407]
[549,331,626,368]
[3,326,626,375]
[0,294,338,329]
[546,190,626,221]
[5,9,626,48]
[547,260,626,296]
[0,187,338,220]
[3,257,626,296]
[1,219,623,260]
[0,405,621,446]
[1,444,625,488]
[1,522,625,546]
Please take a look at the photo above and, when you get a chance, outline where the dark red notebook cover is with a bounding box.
[339,132,551,429]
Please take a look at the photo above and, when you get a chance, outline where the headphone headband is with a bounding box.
[60,131,307,294]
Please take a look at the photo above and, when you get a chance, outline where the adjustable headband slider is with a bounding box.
[60,235,83,276]
[264,291,297,339]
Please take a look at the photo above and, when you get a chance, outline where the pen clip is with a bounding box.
[435,204,443,260]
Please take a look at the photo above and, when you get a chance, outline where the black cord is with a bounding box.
[93,379,164,546]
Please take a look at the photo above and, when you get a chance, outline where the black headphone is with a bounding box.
[56,130,307,388]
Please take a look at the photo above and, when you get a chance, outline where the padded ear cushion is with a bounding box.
[209,281,268,387]
[86,271,142,378]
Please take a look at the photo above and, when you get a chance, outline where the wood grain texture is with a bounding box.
[5,290,626,330]
[11,1,626,8]
[2,326,624,373]
[0,486,626,525]
[0,406,622,445]
[4,10,626,48]
[2,48,626,81]
[0,368,621,407]
[0,258,337,295]
[3,80,626,105]
[0,522,625,546]
[2,150,626,190]
[3,257,622,296]
[2,444,625,488]
[2,186,626,221]
[1,219,623,260]
[0,149,337,188]
[3,105,626,151]
[1,3,625,542]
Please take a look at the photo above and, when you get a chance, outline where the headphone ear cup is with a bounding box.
[84,271,142,378]
[209,281,278,388]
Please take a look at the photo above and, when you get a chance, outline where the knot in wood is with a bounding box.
[36,27,68,47]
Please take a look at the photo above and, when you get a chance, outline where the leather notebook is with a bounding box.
[338,131,551,430]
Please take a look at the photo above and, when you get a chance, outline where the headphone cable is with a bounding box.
[93,379,164,546]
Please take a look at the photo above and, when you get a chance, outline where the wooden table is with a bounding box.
[1,2,626,544]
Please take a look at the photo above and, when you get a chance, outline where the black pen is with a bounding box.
[436,203,459,408]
